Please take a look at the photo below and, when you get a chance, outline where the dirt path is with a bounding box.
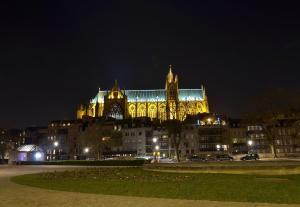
[1,165,300,207]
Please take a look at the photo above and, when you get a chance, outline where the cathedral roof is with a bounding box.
[126,89,166,102]
[91,89,204,103]
[178,89,204,101]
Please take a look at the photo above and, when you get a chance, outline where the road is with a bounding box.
[0,165,300,207]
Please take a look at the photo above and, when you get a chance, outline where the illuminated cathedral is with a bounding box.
[77,66,209,121]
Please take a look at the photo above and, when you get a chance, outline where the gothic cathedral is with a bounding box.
[77,66,209,121]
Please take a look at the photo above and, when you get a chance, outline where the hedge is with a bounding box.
[0,159,8,164]
[15,159,148,166]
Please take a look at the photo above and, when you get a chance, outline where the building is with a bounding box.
[10,144,45,162]
[46,120,82,160]
[228,119,248,154]
[182,114,228,156]
[114,119,170,157]
[275,119,300,156]
[0,128,25,160]
[24,126,48,146]
[152,127,169,158]
[113,118,154,156]
[77,66,209,121]
[227,118,300,158]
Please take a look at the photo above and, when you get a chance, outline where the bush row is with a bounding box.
[0,159,8,164]
[15,159,148,166]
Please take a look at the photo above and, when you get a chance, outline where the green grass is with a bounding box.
[145,161,300,175]
[152,160,300,168]
[11,167,300,204]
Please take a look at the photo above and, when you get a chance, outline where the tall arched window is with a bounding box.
[129,105,136,118]
[148,104,156,119]
[196,102,203,114]
[159,103,166,120]
[137,105,146,117]
[108,103,123,120]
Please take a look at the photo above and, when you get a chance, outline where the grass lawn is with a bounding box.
[145,161,300,175]
[11,166,300,204]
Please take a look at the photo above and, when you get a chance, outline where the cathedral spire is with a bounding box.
[167,64,174,83]
[174,74,178,83]
[113,79,119,90]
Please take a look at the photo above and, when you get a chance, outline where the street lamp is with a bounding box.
[152,137,158,143]
[207,118,212,124]
[84,147,89,153]
[53,141,59,147]
[153,145,160,163]
[53,141,59,160]
[216,144,221,151]
[247,140,253,154]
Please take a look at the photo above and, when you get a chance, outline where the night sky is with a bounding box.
[1,1,300,128]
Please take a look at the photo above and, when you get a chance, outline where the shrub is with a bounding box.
[16,159,147,166]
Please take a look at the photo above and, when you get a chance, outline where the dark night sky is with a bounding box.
[1,1,300,128]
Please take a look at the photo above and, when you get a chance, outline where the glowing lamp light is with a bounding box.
[35,152,42,160]
[152,137,158,143]
[155,145,160,151]
[207,118,212,124]
[216,144,221,149]
[84,147,89,153]
[248,140,253,146]
[53,141,59,147]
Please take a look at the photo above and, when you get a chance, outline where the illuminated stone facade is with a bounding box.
[77,66,209,121]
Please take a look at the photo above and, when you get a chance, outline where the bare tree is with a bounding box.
[289,120,300,152]
[247,89,300,158]
[77,124,122,160]
[163,119,183,162]
[0,142,8,161]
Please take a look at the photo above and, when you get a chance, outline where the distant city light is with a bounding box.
[155,145,160,151]
[152,137,158,143]
[53,141,59,147]
[248,140,253,146]
[216,144,221,149]
[84,147,89,153]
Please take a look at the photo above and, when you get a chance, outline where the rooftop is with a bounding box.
[91,88,205,103]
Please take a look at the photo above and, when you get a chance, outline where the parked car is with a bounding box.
[159,157,176,163]
[216,154,234,161]
[135,156,153,161]
[206,155,218,161]
[240,153,259,161]
[186,155,207,162]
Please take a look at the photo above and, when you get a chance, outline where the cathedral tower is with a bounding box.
[165,65,179,120]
